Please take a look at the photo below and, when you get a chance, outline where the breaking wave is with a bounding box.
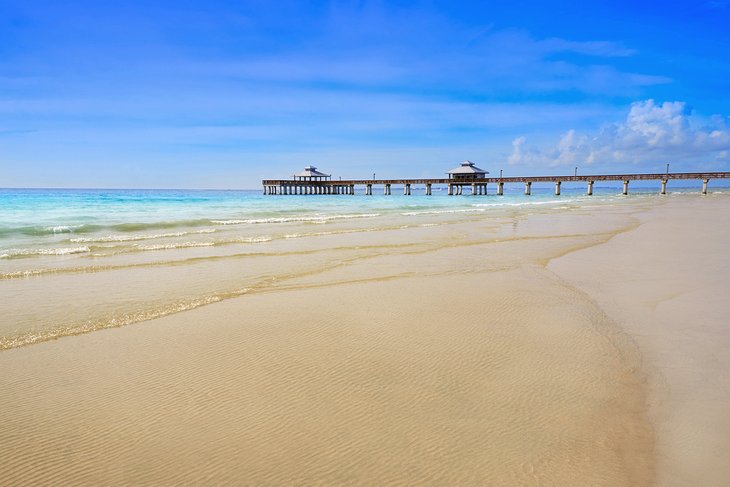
[0,246,91,259]
[211,213,381,225]
[70,229,216,243]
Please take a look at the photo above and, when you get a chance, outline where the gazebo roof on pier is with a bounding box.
[294,165,330,178]
[447,161,489,175]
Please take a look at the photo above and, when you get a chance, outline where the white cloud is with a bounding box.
[508,100,730,169]
[455,30,669,95]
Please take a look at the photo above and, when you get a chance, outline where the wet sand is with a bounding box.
[2,194,726,485]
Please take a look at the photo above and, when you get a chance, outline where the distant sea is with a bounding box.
[1,183,722,260]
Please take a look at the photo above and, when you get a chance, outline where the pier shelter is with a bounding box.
[447,161,489,180]
[446,161,490,195]
[293,166,331,181]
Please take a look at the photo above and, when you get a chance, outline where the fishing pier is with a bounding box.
[263,163,730,196]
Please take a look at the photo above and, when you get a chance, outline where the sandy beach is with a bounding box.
[1,194,728,485]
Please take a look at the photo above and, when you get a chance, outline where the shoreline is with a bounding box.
[0,194,643,352]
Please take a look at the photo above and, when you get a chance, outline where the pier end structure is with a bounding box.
[448,161,489,197]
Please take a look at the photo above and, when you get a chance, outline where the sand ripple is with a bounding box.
[0,270,652,485]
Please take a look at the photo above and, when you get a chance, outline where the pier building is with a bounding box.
[446,161,489,195]
[447,161,488,180]
[293,166,331,182]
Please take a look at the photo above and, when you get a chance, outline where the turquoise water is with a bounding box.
[0,183,723,259]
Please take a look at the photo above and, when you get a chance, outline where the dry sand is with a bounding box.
[550,193,730,486]
[0,194,727,485]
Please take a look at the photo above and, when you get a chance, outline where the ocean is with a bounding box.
[0,183,723,350]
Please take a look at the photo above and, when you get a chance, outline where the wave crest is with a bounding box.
[0,246,91,259]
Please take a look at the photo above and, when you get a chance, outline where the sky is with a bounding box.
[1,0,729,188]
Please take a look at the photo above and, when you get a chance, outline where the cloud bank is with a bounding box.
[508,100,730,169]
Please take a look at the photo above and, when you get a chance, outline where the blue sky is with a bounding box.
[1,0,729,188]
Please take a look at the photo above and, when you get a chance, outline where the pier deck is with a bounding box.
[262,172,730,195]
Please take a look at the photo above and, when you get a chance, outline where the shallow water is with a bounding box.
[0,186,721,350]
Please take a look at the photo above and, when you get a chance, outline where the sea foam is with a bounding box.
[212,213,380,225]
[0,246,91,258]
[70,229,216,243]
